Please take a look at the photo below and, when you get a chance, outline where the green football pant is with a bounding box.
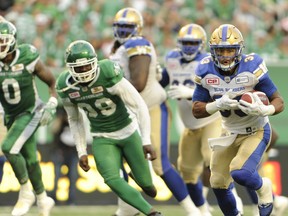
[92,130,154,215]
[1,112,45,194]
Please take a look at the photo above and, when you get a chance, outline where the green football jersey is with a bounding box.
[56,59,132,133]
[0,44,40,119]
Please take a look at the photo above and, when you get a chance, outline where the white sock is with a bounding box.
[36,191,47,201]
[20,182,31,191]
[179,195,200,214]
[231,187,239,197]
[202,186,209,199]
[115,197,139,215]
[256,177,273,204]
[198,202,211,215]
[232,187,243,214]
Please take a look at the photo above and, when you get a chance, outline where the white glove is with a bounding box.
[206,90,239,114]
[238,94,275,116]
[40,97,58,126]
[167,84,194,99]
[215,90,239,111]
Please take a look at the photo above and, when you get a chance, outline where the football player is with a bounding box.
[0,21,57,216]
[161,23,244,216]
[192,24,284,216]
[56,40,163,216]
[109,7,201,216]
[161,23,220,216]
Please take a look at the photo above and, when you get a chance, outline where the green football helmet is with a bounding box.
[0,21,17,59]
[65,40,98,83]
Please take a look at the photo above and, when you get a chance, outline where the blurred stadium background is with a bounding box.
[0,0,288,214]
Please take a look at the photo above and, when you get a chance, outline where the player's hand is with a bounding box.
[238,94,275,116]
[143,144,157,161]
[215,90,239,110]
[79,155,90,172]
[167,84,194,99]
[40,97,58,126]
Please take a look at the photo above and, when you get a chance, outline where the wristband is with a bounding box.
[206,101,218,115]
[265,105,275,116]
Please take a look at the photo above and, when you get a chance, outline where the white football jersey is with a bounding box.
[193,53,277,134]
[110,36,166,109]
[165,50,220,130]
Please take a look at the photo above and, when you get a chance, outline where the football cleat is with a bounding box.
[258,203,273,216]
[256,177,274,216]
[12,189,35,216]
[37,196,55,216]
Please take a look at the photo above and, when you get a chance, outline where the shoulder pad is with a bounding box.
[193,75,202,85]
[166,49,181,59]
[98,59,123,87]
[240,53,266,78]
[124,37,152,57]
[18,44,39,63]
[56,71,71,93]
[195,53,210,61]
[55,70,71,96]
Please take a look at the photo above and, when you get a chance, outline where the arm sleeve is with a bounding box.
[63,104,87,158]
[159,67,170,88]
[109,78,151,145]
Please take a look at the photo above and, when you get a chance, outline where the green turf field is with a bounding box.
[0,205,278,216]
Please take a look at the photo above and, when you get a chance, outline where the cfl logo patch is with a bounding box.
[206,78,219,85]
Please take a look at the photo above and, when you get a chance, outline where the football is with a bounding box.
[240,91,269,105]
